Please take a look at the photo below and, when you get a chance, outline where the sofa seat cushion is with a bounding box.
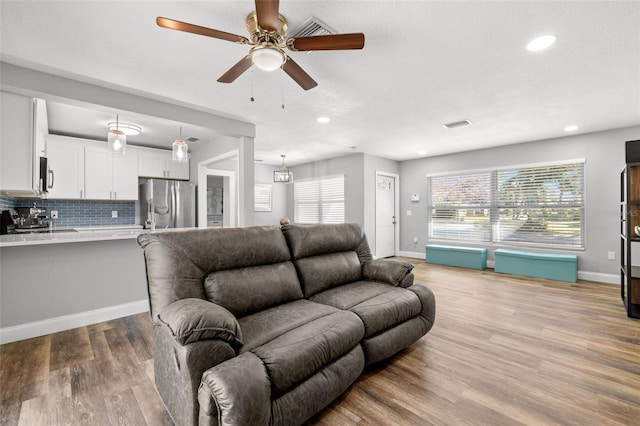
[238,299,342,352]
[251,309,364,394]
[238,299,364,394]
[309,281,422,338]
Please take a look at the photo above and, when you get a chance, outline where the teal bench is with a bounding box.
[494,249,577,283]
[425,244,487,270]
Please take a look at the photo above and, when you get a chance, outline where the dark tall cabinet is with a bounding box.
[620,140,640,319]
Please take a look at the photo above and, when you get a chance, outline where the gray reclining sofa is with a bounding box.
[137,223,436,425]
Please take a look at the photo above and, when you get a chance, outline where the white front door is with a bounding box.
[376,174,396,258]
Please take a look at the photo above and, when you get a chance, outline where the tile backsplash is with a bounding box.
[0,196,135,227]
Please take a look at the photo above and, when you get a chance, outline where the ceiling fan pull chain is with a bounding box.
[281,66,285,109]
[250,68,255,102]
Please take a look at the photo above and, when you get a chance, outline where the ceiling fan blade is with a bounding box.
[282,56,317,91]
[156,17,249,44]
[287,33,365,51]
[217,56,253,83]
[254,0,280,32]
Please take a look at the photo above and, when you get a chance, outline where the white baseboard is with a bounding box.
[0,299,149,344]
[397,251,618,285]
[577,271,619,284]
[398,250,424,259]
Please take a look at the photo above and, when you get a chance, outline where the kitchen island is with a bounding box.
[0,225,151,343]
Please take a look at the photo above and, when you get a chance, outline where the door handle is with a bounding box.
[48,169,54,188]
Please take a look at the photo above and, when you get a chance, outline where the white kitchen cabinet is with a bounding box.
[47,135,138,200]
[0,91,48,196]
[84,144,112,199]
[138,146,189,180]
[168,156,190,180]
[46,135,85,199]
[112,149,139,200]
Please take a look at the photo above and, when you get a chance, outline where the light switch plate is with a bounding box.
[112,210,118,218]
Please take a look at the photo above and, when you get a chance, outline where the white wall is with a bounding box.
[254,163,288,226]
[288,153,365,227]
[190,135,255,226]
[282,153,401,257]
[1,239,148,342]
[399,125,640,280]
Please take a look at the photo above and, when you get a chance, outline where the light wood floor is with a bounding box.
[1,260,639,425]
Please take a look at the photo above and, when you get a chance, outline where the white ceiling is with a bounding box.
[1,1,639,166]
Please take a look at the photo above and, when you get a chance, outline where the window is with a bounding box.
[254,183,272,212]
[428,161,584,249]
[429,172,492,242]
[294,175,345,224]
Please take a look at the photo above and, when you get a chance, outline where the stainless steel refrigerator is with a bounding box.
[140,179,195,229]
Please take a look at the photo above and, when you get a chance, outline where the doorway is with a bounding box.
[375,172,399,258]
[197,151,238,228]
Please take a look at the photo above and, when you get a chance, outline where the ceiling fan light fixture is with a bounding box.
[252,46,285,71]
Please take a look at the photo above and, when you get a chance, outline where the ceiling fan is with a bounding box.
[156,0,365,90]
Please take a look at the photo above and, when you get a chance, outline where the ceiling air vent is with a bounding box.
[289,16,336,38]
[442,120,472,129]
[185,137,200,143]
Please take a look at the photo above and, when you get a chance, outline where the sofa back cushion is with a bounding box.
[295,252,362,296]
[138,226,297,319]
[281,223,373,297]
[204,261,303,317]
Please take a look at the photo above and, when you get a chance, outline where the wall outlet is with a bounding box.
[50,210,58,219]
[607,251,615,260]
[413,237,419,243]
[111,210,118,218]
[406,210,412,216]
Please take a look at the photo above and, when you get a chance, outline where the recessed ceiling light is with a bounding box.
[526,35,557,51]
[564,125,579,132]
[418,150,427,156]
[317,116,330,124]
[442,119,472,129]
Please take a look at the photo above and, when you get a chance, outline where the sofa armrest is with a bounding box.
[157,298,243,349]
[198,352,271,426]
[362,258,415,288]
[406,283,436,333]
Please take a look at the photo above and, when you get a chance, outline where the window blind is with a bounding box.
[496,162,584,247]
[429,172,492,242]
[254,184,272,212]
[294,175,345,224]
[428,161,584,249]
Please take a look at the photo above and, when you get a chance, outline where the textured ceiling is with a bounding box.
[1,1,639,166]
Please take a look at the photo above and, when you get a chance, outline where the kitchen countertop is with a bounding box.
[0,225,149,247]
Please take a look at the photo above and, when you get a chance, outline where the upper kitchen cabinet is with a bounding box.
[0,91,48,197]
[138,146,189,180]
[85,143,138,200]
[47,135,138,200]
[46,135,85,199]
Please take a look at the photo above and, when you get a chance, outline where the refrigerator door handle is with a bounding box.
[172,182,179,228]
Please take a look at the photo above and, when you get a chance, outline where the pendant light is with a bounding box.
[172,127,188,163]
[107,114,127,154]
[274,154,293,183]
